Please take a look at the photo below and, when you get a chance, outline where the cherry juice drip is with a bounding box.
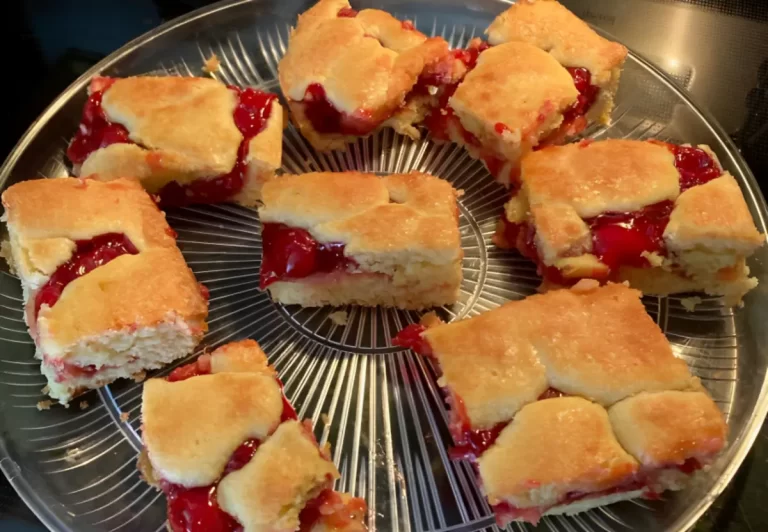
[392,324,432,356]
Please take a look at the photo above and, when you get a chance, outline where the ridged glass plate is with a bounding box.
[1,1,767,531]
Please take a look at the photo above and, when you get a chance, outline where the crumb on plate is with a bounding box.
[329,310,349,326]
[37,400,52,411]
[681,296,703,312]
[79,401,89,410]
[203,53,220,74]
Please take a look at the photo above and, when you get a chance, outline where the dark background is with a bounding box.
[1,0,767,530]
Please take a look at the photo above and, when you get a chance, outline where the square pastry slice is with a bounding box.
[1,178,208,405]
[395,281,698,457]
[478,397,642,525]
[486,0,627,128]
[422,42,581,186]
[494,139,765,304]
[140,340,367,532]
[278,0,450,151]
[395,282,725,524]
[67,75,283,207]
[258,171,462,309]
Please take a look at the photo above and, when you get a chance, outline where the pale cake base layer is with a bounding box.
[504,470,690,524]
[617,265,758,306]
[268,274,461,309]
[533,489,645,521]
[40,321,202,406]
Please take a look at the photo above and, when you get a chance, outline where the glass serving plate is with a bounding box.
[0,1,766,531]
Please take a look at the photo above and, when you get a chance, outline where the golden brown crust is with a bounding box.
[450,42,578,164]
[522,140,680,218]
[608,391,727,468]
[37,247,208,355]
[259,172,390,229]
[278,0,448,149]
[260,171,461,263]
[2,178,175,259]
[217,420,339,531]
[421,283,698,425]
[209,339,275,376]
[423,307,548,430]
[520,282,699,405]
[478,397,639,509]
[102,77,239,175]
[486,0,627,86]
[142,372,284,487]
[664,173,765,253]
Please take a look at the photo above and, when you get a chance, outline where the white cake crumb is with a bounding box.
[37,400,52,411]
[120,412,130,422]
[79,401,89,410]
[681,296,703,312]
[329,310,349,326]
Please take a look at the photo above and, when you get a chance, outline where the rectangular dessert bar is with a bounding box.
[258,171,463,309]
[68,75,283,207]
[140,339,367,531]
[394,281,726,525]
[494,139,764,304]
[487,0,627,126]
[1,178,209,405]
[278,0,450,151]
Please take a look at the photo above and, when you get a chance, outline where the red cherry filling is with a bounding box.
[392,324,433,356]
[259,223,357,290]
[67,79,276,207]
[663,143,722,191]
[562,67,600,124]
[34,233,138,319]
[158,87,277,207]
[537,387,568,400]
[164,484,240,532]
[587,200,675,271]
[66,78,130,164]
[301,83,379,136]
[421,41,490,145]
[337,7,358,17]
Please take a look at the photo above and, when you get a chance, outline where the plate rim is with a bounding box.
[0,1,766,531]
